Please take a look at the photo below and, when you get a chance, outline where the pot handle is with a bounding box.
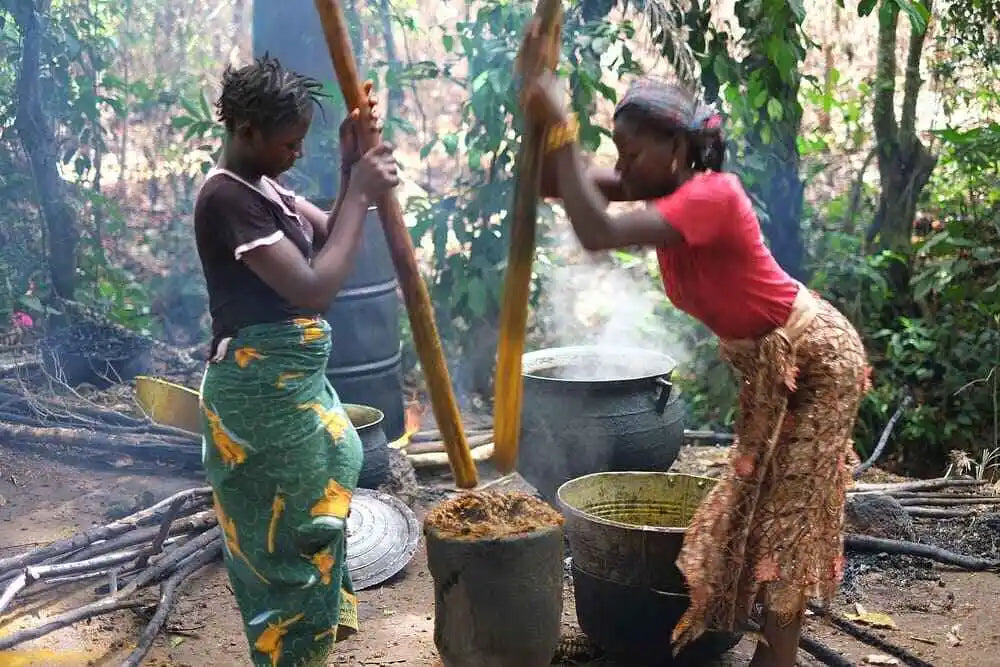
[654,376,673,415]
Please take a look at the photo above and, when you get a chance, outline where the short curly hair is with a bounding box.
[215,54,326,134]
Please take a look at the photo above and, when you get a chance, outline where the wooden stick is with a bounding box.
[135,496,188,570]
[853,393,912,479]
[807,604,936,667]
[312,0,477,489]
[897,496,1000,506]
[0,487,210,576]
[850,478,986,493]
[405,432,494,455]
[844,533,1000,570]
[0,544,149,616]
[904,507,975,518]
[51,510,215,566]
[492,0,564,474]
[0,597,146,650]
[409,443,495,469]
[119,541,222,667]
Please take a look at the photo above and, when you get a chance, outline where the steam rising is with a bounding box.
[534,228,690,380]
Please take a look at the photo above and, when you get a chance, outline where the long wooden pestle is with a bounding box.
[491,0,564,474]
[313,0,478,489]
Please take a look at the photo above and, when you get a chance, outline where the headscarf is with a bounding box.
[614,77,722,135]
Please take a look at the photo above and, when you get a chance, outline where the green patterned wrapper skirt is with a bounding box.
[200,317,363,667]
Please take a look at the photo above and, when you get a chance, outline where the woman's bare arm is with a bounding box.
[240,144,397,312]
[550,143,682,251]
[243,186,371,312]
[541,156,629,202]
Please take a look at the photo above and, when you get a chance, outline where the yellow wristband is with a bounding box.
[544,113,579,154]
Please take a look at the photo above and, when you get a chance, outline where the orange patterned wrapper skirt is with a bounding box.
[673,297,870,650]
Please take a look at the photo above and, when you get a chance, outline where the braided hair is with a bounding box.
[613,78,725,172]
[215,54,326,135]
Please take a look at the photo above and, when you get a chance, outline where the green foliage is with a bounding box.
[809,117,1000,469]
[0,0,146,326]
[395,4,639,393]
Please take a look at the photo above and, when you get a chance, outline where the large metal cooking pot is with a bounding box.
[517,345,684,503]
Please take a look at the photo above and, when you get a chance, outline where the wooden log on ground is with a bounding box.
[0,537,222,651]
[807,603,936,667]
[850,478,986,494]
[0,410,199,444]
[897,496,1000,507]
[314,0,477,489]
[409,443,495,469]
[119,540,222,667]
[491,0,563,474]
[798,633,853,667]
[904,507,975,519]
[0,423,201,466]
[844,533,1000,570]
[52,510,215,566]
[891,491,999,500]
[404,433,494,455]
[410,426,492,443]
[0,544,150,616]
[0,487,210,576]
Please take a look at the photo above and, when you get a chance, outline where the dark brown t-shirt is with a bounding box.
[194,170,317,353]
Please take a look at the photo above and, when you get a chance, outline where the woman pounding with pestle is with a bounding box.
[193,55,398,666]
[518,24,869,667]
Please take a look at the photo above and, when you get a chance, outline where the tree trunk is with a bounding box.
[13,0,79,299]
[867,0,937,300]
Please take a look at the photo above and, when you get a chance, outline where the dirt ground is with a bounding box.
[1,445,1000,667]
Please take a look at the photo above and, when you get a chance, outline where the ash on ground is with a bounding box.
[841,513,1000,601]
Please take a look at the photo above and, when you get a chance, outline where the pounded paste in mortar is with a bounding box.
[425,491,564,540]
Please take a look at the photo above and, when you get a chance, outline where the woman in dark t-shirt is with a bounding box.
[519,22,869,667]
[193,55,398,667]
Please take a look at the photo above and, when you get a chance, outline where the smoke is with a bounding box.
[534,226,690,375]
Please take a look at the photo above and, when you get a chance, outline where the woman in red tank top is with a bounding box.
[520,24,869,667]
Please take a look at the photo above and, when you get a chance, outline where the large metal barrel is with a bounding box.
[517,346,685,503]
[323,205,405,441]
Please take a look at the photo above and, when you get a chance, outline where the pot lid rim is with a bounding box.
[521,345,677,383]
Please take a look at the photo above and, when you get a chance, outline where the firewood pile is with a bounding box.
[0,383,202,471]
[0,487,219,666]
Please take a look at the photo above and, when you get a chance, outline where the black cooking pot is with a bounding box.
[343,403,390,489]
[516,345,684,503]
